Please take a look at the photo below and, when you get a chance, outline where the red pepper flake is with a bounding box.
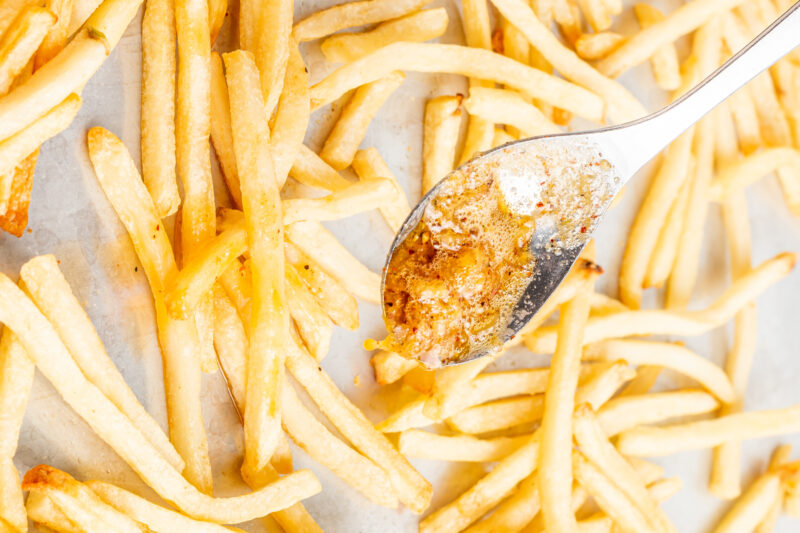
[156,224,160,230]
[536,202,544,208]
[580,227,587,233]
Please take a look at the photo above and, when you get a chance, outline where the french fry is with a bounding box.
[634,3,681,91]
[526,252,796,352]
[551,0,581,45]
[597,389,719,437]
[754,446,792,533]
[0,272,321,522]
[538,290,591,533]
[463,87,560,137]
[85,481,242,533]
[293,0,431,42]
[577,0,612,31]
[321,72,405,170]
[285,220,381,303]
[212,284,247,413]
[0,152,35,236]
[270,40,309,187]
[576,360,636,408]
[20,255,185,471]
[23,466,150,533]
[490,0,647,123]
[573,405,675,533]
[618,365,662,397]
[0,0,143,142]
[0,0,40,37]
[422,94,462,193]
[87,126,213,494]
[726,84,762,154]
[598,0,747,77]
[321,8,449,63]
[572,451,655,533]
[0,328,34,532]
[447,395,545,434]
[711,147,800,200]
[289,144,352,192]
[224,50,288,474]
[575,32,625,60]
[281,383,398,508]
[584,339,735,402]
[284,240,359,330]
[712,471,785,533]
[618,405,800,457]
[207,0,225,43]
[492,126,516,147]
[466,472,539,533]
[351,147,411,232]
[285,264,332,361]
[0,92,80,177]
[522,484,591,532]
[140,0,179,217]
[0,6,57,94]
[399,429,529,462]
[66,0,103,35]
[210,51,240,208]
[371,350,418,385]
[25,490,81,533]
[309,43,606,122]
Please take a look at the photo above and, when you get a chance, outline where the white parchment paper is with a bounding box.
[3,0,800,531]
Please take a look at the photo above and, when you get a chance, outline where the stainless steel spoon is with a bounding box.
[382,2,800,366]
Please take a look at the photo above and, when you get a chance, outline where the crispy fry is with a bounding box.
[597,389,719,437]
[0,6,56,94]
[310,43,605,122]
[634,3,681,91]
[285,264,332,361]
[422,94,462,193]
[87,126,213,494]
[270,40,309,187]
[598,0,747,77]
[399,430,529,462]
[448,395,544,434]
[551,0,581,44]
[321,8,449,63]
[575,32,625,60]
[242,0,291,116]
[293,0,431,42]
[0,92,79,177]
[726,83,762,154]
[371,350,418,385]
[463,87,560,137]
[140,0,178,217]
[466,472,539,533]
[584,339,735,402]
[0,150,35,236]
[224,50,288,474]
[289,144,352,192]
[212,284,247,413]
[577,0,612,31]
[210,51,240,208]
[493,126,517,147]
[25,489,81,532]
[490,0,647,123]
[207,0,225,43]
[711,147,800,200]
[351,147,411,232]
[618,365,661,397]
[712,472,784,533]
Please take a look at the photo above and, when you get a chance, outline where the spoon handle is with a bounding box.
[617,2,800,174]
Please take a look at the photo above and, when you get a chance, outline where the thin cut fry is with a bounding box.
[463,87,560,137]
[712,472,784,533]
[422,94,462,193]
[224,50,288,474]
[212,285,247,413]
[242,0,291,116]
[710,147,800,200]
[726,83,761,154]
[140,0,178,217]
[575,32,625,60]
[321,8,449,63]
[0,6,56,94]
[490,0,647,123]
[598,0,747,77]
[351,147,411,232]
[552,0,581,44]
[577,0,612,31]
[210,52,240,208]
[207,0,225,43]
[285,264,332,361]
[399,430,529,462]
[0,151,36,236]
[289,144,352,192]
[597,389,719,437]
[618,365,662,397]
[465,472,539,533]
[538,290,591,533]
[448,395,544,434]
[293,0,431,42]
[0,92,80,177]
[270,40,310,187]
[310,43,605,122]
[371,350,418,385]
[634,3,681,91]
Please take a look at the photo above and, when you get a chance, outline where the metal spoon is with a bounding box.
[382,2,800,366]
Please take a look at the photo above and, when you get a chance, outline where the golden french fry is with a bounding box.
[551,0,581,44]
[0,6,56,94]
[422,94,462,193]
[284,240,359,330]
[726,84,762,154]
[321,72,405,170]
[712,471,785,533]
[598,0,747,77]
[285,220,381,303]
[207,0,225,43]
[371,350,419,385]
[576,360,636,409]
[66,0,103,35]
[463,87,560,137]
[351,147,411,232]
[459,113,495,165]
[617,365,661,397]
[224,50,288,474]
[321,8,449,63]
[0,151,36,236]
[492,127,516,147]
[210,51,241,208]
[25,489,82,533]
[490,0,647,123]
[399,429,528,462]
[0,92,80,177]
[0,328,34,532]
[584,339,735,402]
[527,252,796,352]
[309,43,605,122]
[285,331,432,513]
[282,383,398,508]
[634,4,681,91]
[0,0,140,141]
[465,472,539,533]
[538,290,591,533]
[0,0,40,37]
[87,126,213,493]
[20,255,184,470]
[447,395,545,435]
[753,447,792,533]
[597,389,719,437]
[293,0,431,42]
[289,143,352,192]
[575,32,625,60]
[711,147,800,200]
[23,465,150,533]
[285,264,332,361]
[212,284,247,413]
[140,0,179,217]
[0,273,321,522]
[270,40,309,187]
[577,0,612,31]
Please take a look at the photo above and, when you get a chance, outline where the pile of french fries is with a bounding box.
[2,0,800,530]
